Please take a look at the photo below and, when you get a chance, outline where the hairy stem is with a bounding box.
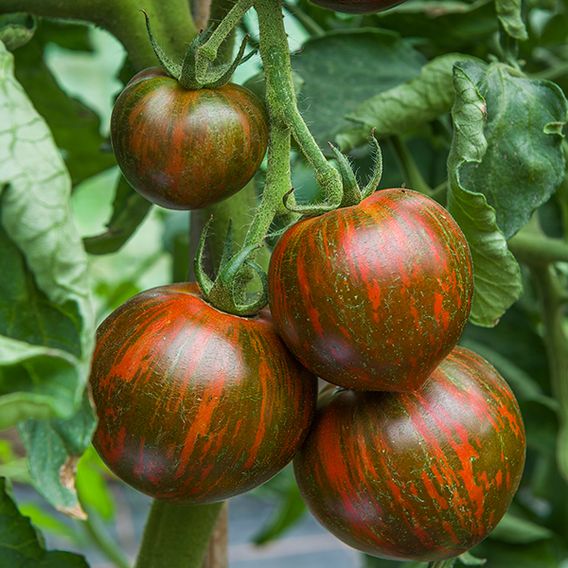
[0,0,196,70]
[254,0,342,213]
[135,501,223,568]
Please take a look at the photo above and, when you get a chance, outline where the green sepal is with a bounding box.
[179,32,253,89]
[194,217,215,296]
[361,133,383,199]
[328,142,362,208]
[142,10,181,79]
[208,243,269,317]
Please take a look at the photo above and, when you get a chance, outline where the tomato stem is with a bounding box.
[254,0,343,215]
[389,136,433,195]
[0,0,197,70]
[135,500,224,568]
[530,264,568,481]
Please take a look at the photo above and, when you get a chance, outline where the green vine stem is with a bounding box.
[0,0,196,70]
[530,264,568,480]
[254,0,343,215]
[509,221,568,480]
[82,510,130,568]
[134,500,224,568]
[389,136,433,195]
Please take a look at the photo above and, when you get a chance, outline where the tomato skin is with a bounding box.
[268,189,473,392]
[90,283,317,503]
[310,0,405,13]
[111,68,268,210]
[294,347,526,562]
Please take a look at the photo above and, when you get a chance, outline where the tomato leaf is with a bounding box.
[252,478,306,545]
[83,175,152,255]
[490,512,554,544]
[495,0,528,41]
[0,479,89,567]
[13,21,116,186]
[0,42,95,514]
[456,65,567,239]
[292,29,425,151]
[337,53,479,151]
[447,60,522,327]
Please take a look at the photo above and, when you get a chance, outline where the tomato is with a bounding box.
[89,283,317,503]
[294,346,526,561]
[268,188,473,392]
[310,0,406,13]
[111,68,268,210]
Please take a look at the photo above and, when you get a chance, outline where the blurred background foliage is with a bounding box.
[1,0,568,566]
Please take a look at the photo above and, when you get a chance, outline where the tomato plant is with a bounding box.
[269,189,473,392]
[111,68,269,210]
[1,0,567,567]
[294,347,526,562]
[89,283,317,503]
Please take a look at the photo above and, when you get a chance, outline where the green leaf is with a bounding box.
[18,502,84,545]
[457,65,567,239]
[76,447,115,521]
[19,395,96,519]
[490,512,554,544]
[13,22,116,186]
[83,176,152,255]
[377,0,498,52]
[0,42,95,514]
[253,479,306,545]
[495,0,528,41]
[0,478,89,567]
[292,29,425,151]
[0,13,36,51]
[447,60,522,326]
[337,53,479,151]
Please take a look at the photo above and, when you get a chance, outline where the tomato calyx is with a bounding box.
[194,218,268,317]
[284,131,384,215]
[142,10,254,89]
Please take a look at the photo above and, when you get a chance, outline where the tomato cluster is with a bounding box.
[94,62,526,564]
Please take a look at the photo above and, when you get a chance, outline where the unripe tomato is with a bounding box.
[294,347,526,561]
[111,68,268,210]
[310,0,406,13]
[90,283,317,503]
[268,189,473,392]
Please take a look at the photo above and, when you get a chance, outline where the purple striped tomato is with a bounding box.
[294,347,526,561]
[268,188,473,392]
[111,68,268,210]
[310,0,406,13]
[89,283,317,503]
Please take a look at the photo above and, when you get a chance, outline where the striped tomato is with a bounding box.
[311,0,406,13]
[268,188,473,392]
[294,347,526,561]
[111,68,268,210]
[90,283,317,503]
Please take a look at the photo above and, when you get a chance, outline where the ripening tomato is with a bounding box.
[111,68,268,210]
[90,283,317,503]
[268,188,473,392]
[294,347,526,561]
[310,0,406,13]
